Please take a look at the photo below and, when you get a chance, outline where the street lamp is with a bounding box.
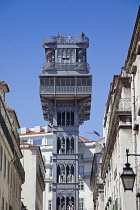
[120,149,136,191]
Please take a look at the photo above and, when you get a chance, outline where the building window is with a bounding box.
[48,183,52,192]
[13,173,15,192]
[10,169,12,188]
[50,156,53,163]
[79,166,84,177]
[0,145,3,171]
[4,153,6,178]
[77,48,86,62]
[7,161,10,183]
[79,153,83,162]
[57,48,75,64]
[79,181,84,190]
[47,138,53,145]
[79,198,84,210]
[57,109,74,126]
[48,200,52,210]
[50,168,53,177]
[6,203,8,210]
[2,197,4,210]
[46,48,55,63]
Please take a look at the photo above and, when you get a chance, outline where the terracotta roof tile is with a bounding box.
[19,131,90,142]
[20,141,39,147]
[19,130,53,136]
[78,136,91,142]
[7,107,15,112]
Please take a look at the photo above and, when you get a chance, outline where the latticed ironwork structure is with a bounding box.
[39,34,92,209]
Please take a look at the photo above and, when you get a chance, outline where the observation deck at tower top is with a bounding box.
[42,34,89,48]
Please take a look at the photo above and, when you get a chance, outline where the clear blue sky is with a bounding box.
[0,0,139,140]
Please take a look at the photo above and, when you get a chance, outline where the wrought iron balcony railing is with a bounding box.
[42,62,90,72]
[40,85,91,95]
[42,35,89,47]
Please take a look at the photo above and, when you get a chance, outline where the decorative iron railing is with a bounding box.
[117,98,131,112]
[40,86,91,95]
[42,35,89,46]
[42,62,90,72]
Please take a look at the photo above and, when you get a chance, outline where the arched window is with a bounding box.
[71,137,74,153]
[71,110,74,125]
[45,48,55,62]
[66,197,70,209]
[57,197,60,210]
[71,197,74,209]
[66,165,69,183]
[66,137,70,154]
[66,111,70,126]
[71,165,74,178]
[61,197,65,209]
[57,165,60,183]
[57,137,61,154]
[62,110,65,126]
[61,137,65,154]
[57,107,75,126]
[57,111,61,126]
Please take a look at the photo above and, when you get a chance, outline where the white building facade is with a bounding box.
[19,125,102,210]
[101,73,135,210]
[90,7,140,210]
[0,81,25,210]
[20,142,45,210]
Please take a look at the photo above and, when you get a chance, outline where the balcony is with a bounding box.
[42,35,89,47]
[118,98,131,111]
[40,85,91,95]
[79,157,93,163]
[117,98,131,115]
[42,62,90,72]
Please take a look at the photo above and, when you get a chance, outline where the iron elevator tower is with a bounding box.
[39,34,92,210]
